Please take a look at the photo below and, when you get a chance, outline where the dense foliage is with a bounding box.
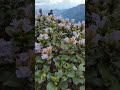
[35,15,85,90]
[86,0,120,90]
[0,0,35,90]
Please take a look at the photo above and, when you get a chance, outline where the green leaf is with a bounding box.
[80,86,85,90]
[66,89,71,90]
[47,82,55,90]
[43,65,49,72]
[61,55,70,61]
[67,70,75,78]
[59,81,68,90]
[47,73,52,81]
[72,77,81,85]
[35,70,41,76]
[55,62,59,67]
[36,56,44,63]
[79,64,85,72]
[61,76,68,82]
[57,70,63,78]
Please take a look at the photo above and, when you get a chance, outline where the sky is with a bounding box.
[35,0,85,10]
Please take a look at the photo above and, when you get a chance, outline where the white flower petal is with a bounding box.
[41,54,48,59]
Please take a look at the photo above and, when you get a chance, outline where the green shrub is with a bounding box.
[35,15,85,90]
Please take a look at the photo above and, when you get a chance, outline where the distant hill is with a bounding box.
[35,4,85,23]
[61,4,85,22]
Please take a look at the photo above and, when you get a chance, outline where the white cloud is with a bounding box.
[35,0,63,5]
[35,2,46,6]
[35,0,85,10]
[69,0,85,4]
[49,0,63,4]
[36,0,85,4]
[35,0,49,3]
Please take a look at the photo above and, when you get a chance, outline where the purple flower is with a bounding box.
[41,54,48,59]
[35,42,41,53]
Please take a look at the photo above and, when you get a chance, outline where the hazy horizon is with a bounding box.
[35,0,85,10]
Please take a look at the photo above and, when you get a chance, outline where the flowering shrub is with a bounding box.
[35,15,85,90]
[0,1,35,89]
[86,0,120,89]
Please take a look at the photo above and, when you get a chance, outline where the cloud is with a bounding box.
[35,0,63,5]
[35,0,85,10]
[69,0,85,4]
[35,2,46,6]
[36,0,85,4]
[49,0,63,4]
[35,0,49,3]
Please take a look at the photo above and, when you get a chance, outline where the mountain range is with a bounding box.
[35,4,85,23]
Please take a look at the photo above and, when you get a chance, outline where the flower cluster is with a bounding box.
[86,0,120,89]
[35,15,85,90]
[0,1,34,89]
[41,46,52,59]
[37,34,49,40]
[64,36,77,45]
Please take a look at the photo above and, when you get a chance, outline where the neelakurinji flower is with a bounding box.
[64,36,77,45]
[42,46,52,56]
[43,34,49,40]
[65,19,69,25]
[73,31,80,38]
[61,18,65,23]
[35,42,40,53]
[78,22,82,27]
[44,28,52,33]
[54,16,62,21]
[41,46,52,60]
[46,17,51,22]
[65,25,71,30]
[70,36,77,45]
[37,34,49,40]
[74,22,81,28]
[44,28,48,32]
[58,23,65,27]
[64,37,69,43]
[82,21,85,26]
[35,21,38,26]
[78,39,85,46]
[41,54,49,59]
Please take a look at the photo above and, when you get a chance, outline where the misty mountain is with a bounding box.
[35,4,85,23]
[61,4,85,22]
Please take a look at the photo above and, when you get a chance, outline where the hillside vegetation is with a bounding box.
[35,15,85,90]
